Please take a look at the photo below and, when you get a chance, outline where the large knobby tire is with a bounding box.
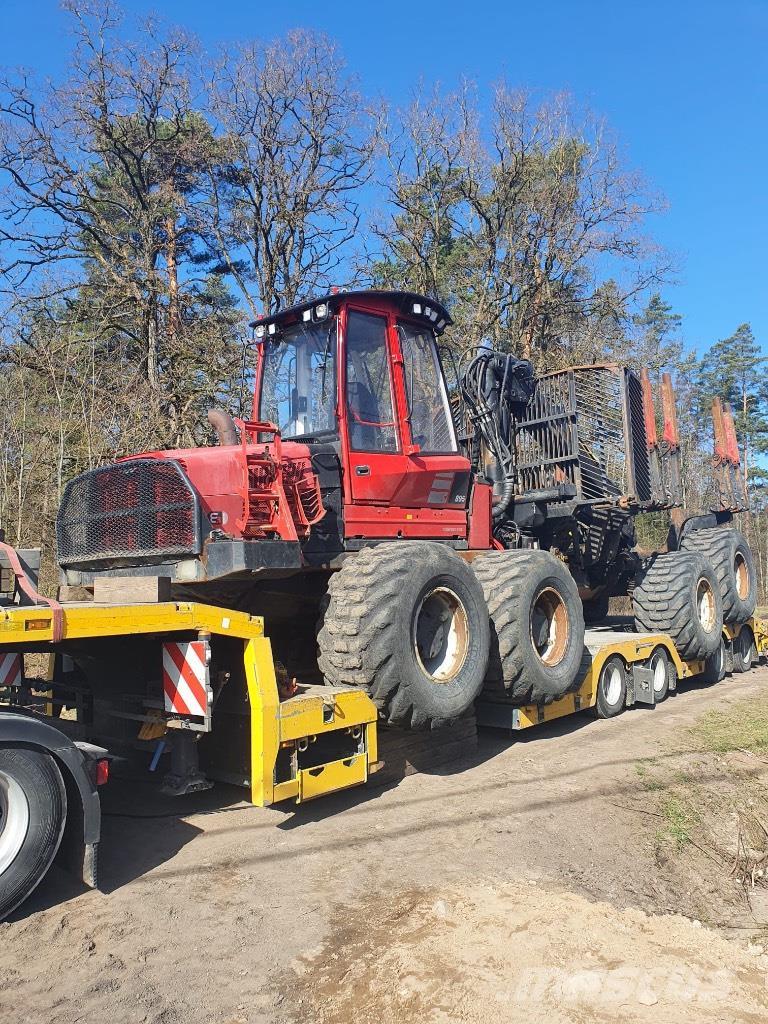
[317,542,490,729]
[472,549,586,705]
[633,551,723,661]
[681,527,756,624]
[0,747,67,921]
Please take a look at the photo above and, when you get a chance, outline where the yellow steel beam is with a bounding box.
[0,601,265,644]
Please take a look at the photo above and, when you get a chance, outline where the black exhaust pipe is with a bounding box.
[207,408,239,446]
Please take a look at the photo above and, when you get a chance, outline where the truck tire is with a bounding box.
[733,624,756,673]
[317,542,490,728]
[681,527,756,624]
[701,638,726,685]
[594,654,627,719]
[472,549,586,705]
[633,551,723,661]
[0,748,66,921]
[649,646,674,702]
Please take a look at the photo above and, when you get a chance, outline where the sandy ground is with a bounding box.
[3,667,768,1024]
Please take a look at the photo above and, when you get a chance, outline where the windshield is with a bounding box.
[259,319,337,437]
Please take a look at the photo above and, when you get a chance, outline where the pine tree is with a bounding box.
[697,324,768,488]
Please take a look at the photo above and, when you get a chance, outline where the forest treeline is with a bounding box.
[0,2,766,595]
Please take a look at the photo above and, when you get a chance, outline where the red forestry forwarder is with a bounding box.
[56,290,756,729]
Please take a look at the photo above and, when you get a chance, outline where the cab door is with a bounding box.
[343,306,410,505]
[341,304,471,542]
[392,318,472,510]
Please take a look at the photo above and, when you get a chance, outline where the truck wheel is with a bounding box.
[472,550,586,705]
[633,552,723,661]
[681,528,756,624]
[701,638,726,685]
[583,591,610,626]
[649,646,674,702]
[317,542,490,728]
[733,625,755,673]
[0,748,66,921]
[594,654,627,719]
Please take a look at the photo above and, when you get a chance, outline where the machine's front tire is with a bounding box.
[472,549,586,705]
[0,748,66,921]
[317,542,490,729]
[681,527,756,624]
[633,552,723,661]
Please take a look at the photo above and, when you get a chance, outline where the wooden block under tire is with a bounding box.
[93,575,171,604]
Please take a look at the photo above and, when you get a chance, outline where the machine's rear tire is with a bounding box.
[0,748,66,921]
[633,552,723,661]
[681,527,756,624]
[317,542,490,728]
[472,549,586,705]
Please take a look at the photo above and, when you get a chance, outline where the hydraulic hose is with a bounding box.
[459,351,535,521]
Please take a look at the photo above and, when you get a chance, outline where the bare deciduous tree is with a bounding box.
[372,85,670,365]
[205,29,379,317]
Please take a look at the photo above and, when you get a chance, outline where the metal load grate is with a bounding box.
[513,365,652,504]
[57,458,201,567]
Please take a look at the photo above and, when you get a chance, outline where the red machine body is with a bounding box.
[56,291,494,586]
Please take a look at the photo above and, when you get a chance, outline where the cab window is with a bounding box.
[397,321,458,452]
[345,311,398,452]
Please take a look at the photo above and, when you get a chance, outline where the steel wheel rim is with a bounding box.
[530,587,569,667]
[735,552,750,600]
[0,768,30,876]
[696,579,716,632]
[603,664,623,706]
[414,587,469,683]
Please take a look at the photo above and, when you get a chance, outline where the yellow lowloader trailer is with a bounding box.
[476,617,767,730]
[0,541,765,920]
[0,575,378,920]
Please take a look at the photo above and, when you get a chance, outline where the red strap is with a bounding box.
[0,541,64,642]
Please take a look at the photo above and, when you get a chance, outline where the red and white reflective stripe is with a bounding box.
[0,653,22,688]
[162,641,209,717]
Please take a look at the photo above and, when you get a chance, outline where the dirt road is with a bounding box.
[4,668,768,1024]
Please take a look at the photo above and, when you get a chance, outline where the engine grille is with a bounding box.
[57,459,201,567]
[513,365,652,504]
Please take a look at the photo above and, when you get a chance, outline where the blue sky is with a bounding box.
[3,0,767,357]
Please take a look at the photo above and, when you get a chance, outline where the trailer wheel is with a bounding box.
[633,552,723,661]
[0,748,66,921]
[649,646,674,702]
[595,655,627,719]
[701,638,726,685]
[317,542,490,728]
[681,528,756,624]
[733,625,755,673]
[472,549,585,705]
